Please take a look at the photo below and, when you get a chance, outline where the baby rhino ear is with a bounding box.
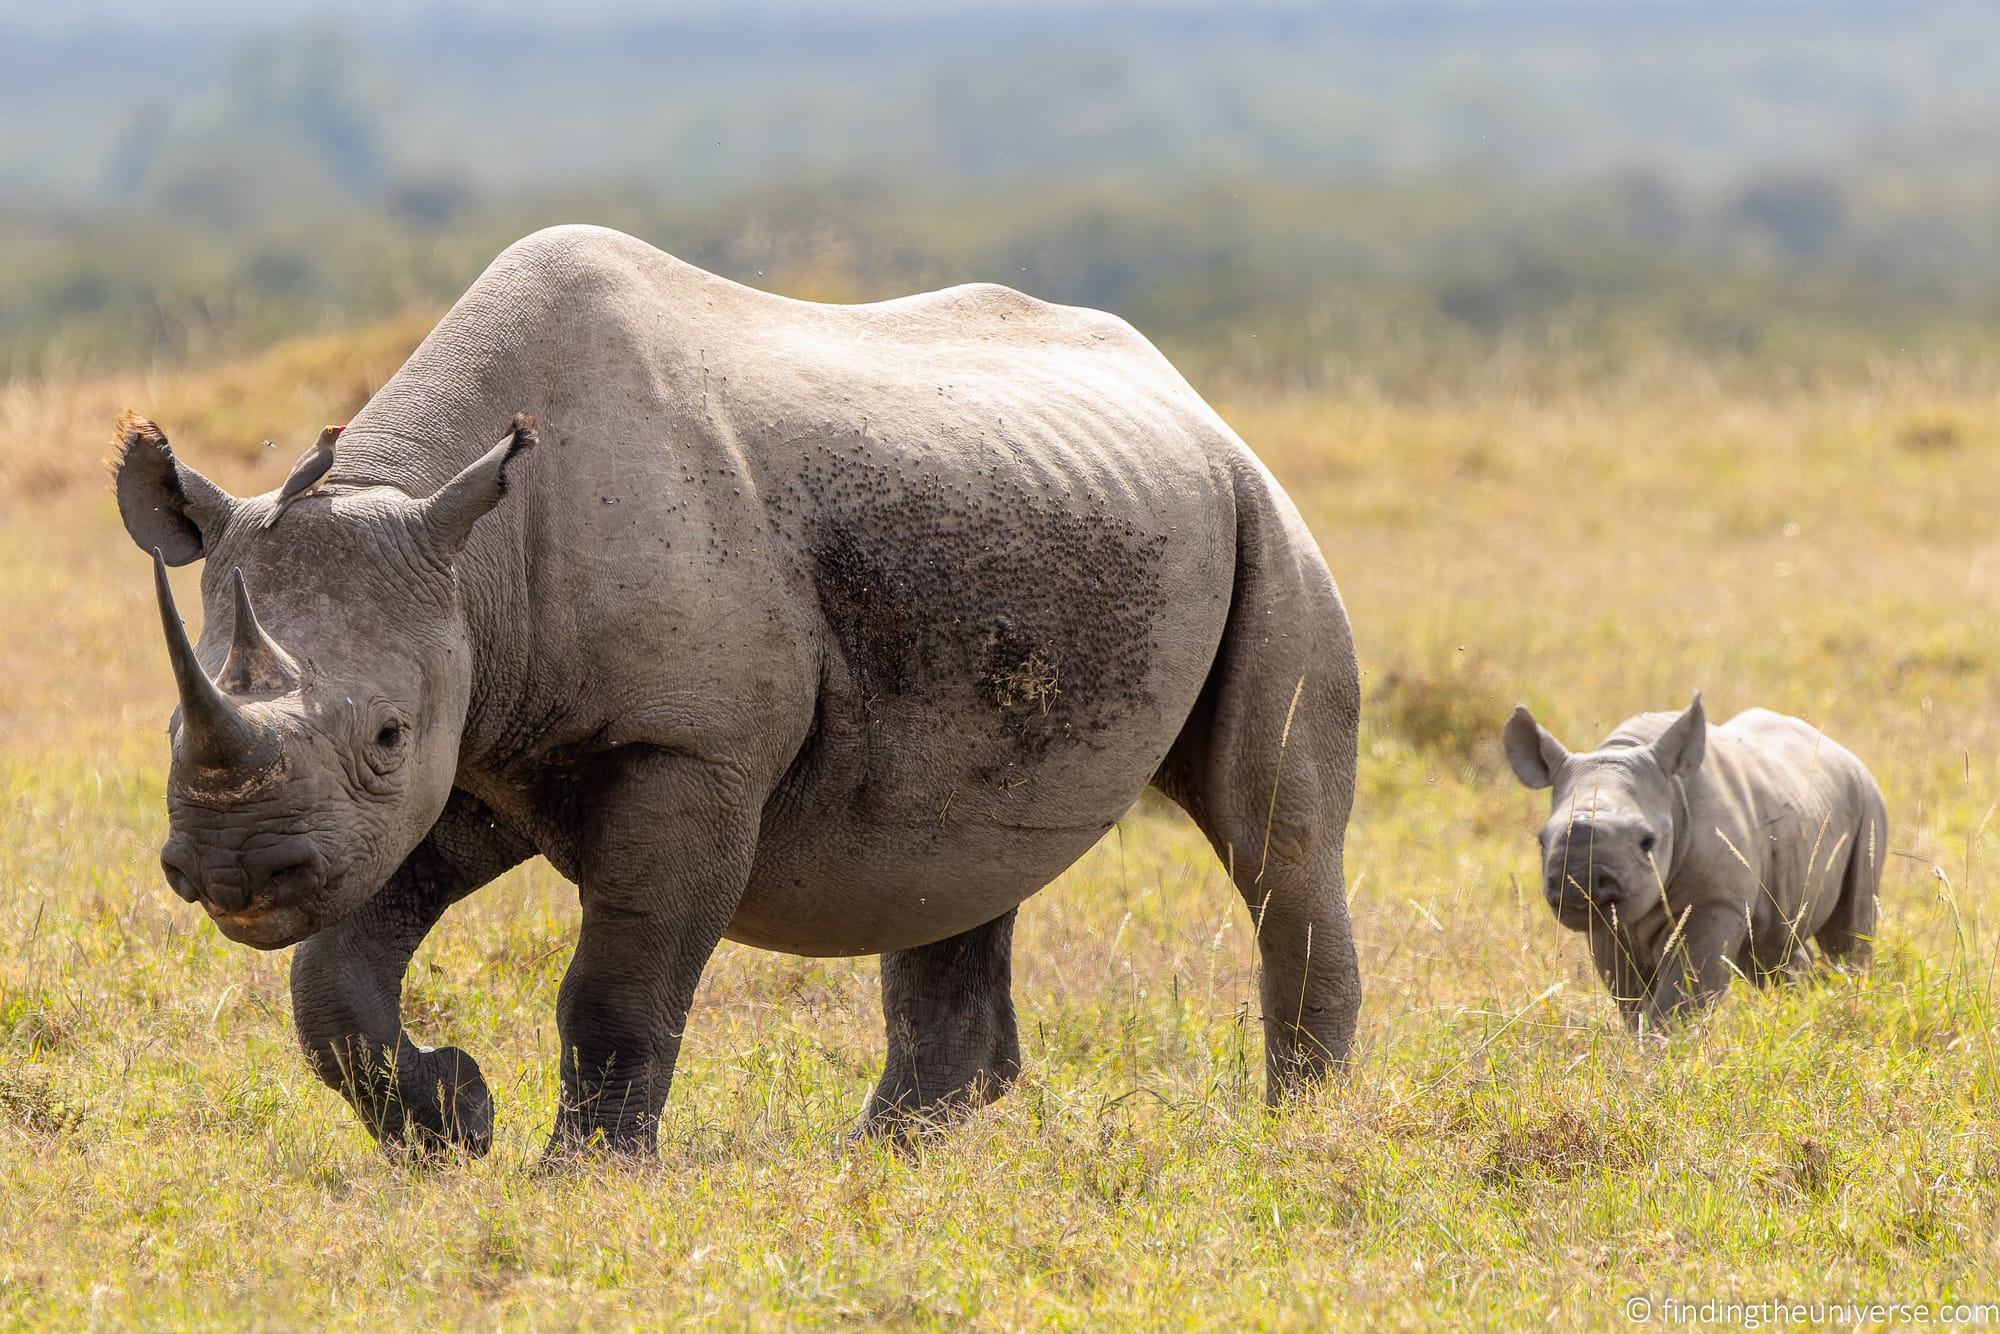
[1502,705,1569,790]
[1653,691,1707,777]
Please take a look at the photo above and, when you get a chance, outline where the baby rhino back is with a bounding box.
[1704,708,1886,952]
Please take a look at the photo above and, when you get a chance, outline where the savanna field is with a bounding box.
[1,323,1996,1326]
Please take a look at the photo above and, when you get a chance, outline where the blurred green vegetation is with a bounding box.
[5,4,2000,391]
[16,169,2000,395]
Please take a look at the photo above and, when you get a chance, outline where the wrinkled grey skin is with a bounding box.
[1504,693,1885,1029]
[115,225,1362,1159]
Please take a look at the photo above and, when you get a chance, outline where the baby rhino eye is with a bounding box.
[1639,833,1657,854]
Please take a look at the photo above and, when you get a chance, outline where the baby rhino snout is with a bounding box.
[1541,818,1656,920]
[1543,861,1627,905]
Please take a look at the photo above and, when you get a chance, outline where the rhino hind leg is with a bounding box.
[1815,799,1886,970]
[857,908,1022,1141]
[1152,479,1364,1101]
[1183,801,1360,1098]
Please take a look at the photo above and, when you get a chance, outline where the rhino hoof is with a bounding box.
[388,1044,494,1161]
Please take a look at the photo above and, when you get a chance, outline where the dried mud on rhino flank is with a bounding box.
[795,451,1170,769]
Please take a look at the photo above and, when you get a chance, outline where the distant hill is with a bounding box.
[3,2,1998,379]
[7,2,1998,202]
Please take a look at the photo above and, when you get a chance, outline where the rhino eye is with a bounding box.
[1639,834,1657,854]
[374,720,405,748]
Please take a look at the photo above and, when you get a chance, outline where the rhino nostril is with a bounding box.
[1594,872,1618,897]
[160,848,202,904]
[243,838,322,903]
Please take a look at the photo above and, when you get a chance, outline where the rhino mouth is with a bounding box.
[1549,896,1598,932]
[205,899,317,950]
[196,851,352,949]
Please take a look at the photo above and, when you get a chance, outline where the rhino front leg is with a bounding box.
[1586,913,1656,1030]
[548,749,756,1160]
[858,908,1021,1141]
[1642,904,1749,1029]
[290,790,532,1157]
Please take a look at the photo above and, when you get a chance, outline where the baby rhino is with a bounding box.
[1503,693,1885,1028]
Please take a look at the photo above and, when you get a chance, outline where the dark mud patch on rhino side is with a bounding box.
[791,443,1168,767]
[977,623,1073,757]
[809,524,918,699]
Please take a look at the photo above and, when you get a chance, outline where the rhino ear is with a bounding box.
[1502,704,1568,790]
[1653,691,1707,777]
[111,412,238,565]
[418,413,539,555]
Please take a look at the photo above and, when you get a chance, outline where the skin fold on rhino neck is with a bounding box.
[319,289,580,777]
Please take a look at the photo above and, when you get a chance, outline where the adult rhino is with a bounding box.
[115,225,1361,1158]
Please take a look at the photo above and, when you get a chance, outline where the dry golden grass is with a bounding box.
[1,326,1996,1326]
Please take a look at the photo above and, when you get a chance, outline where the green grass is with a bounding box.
[0,329,1996,1325]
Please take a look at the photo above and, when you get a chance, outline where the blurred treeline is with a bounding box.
[6,2,2000,393]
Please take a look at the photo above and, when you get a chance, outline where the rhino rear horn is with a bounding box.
[216,568,301,695]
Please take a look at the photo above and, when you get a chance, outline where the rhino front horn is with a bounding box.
[152,551,274,769]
